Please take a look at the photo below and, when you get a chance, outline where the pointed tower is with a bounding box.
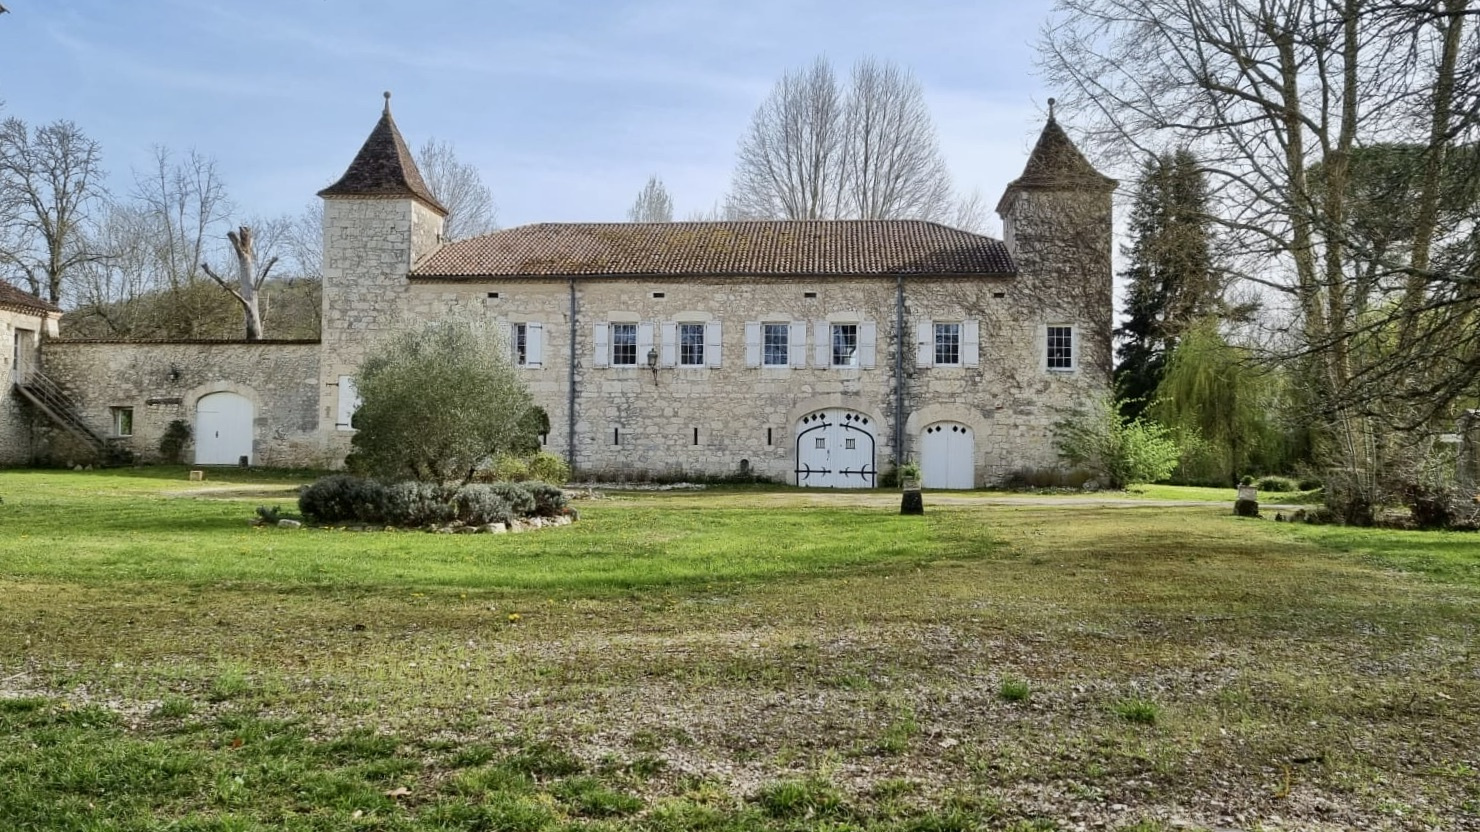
[317,93,448,452]
[996,101,1116,378]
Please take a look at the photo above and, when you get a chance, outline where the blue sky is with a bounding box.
[0,0,1060,232]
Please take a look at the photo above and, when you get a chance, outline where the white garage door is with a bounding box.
[795,409,876,488]
[195,392,254,465]
[921,422,974,489]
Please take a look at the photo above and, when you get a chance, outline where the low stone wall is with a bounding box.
[40,340,324,467]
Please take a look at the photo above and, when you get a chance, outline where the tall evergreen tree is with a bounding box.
[1114,149,1219,418]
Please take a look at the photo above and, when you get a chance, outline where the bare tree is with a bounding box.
[627,175,674,222]
[0,116,107,304]
[725,56,970,223]
[840,58,954,220]
[201,226,277,340]
[728,57,847,220]
[416,138,497,241]
[1040,0,1480,520]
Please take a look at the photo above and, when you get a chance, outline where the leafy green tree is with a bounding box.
[1150,321,1284,484]
[348,321,536,484]
[1114,149,1222,420]
[1055,396,1181,489]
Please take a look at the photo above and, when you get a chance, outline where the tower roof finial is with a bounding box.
[383,91,392,114]
[1047,97,1057,122]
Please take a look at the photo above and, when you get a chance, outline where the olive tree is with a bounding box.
[348,320,536,484]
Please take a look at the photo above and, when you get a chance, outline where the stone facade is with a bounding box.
[1,303,60,465]
[40,340,322,467]
[395,271,1107,485]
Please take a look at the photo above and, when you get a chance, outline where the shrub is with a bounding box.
[380,481,458,527]
[485,482,536,517]
[525,482,569,517]
[1002,467,1093,490]
[158,419,191,464]
[349,320,537,483]
[1054,396,1181,489]
[492,455,531,482]
[299,475,388,523]
[1256,475,1299,492]
[526,451,571,486]
[452,485,515,526]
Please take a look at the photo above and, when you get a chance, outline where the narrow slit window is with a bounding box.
[767,427,773,446]
[613,427,621,446]
[692,427,699,445]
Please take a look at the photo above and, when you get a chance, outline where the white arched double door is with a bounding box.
[921,422,975,489]
[795,409,876,488]
[195,392,254,465]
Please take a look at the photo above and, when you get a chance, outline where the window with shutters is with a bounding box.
[1047,325,1074,371]
[512,323,528,366]
[831,323,858,366]
[762,323,788,366]
[111,407,134,437]
[934,322,961,366]
[611,323,638,366]
[679,323,705,366]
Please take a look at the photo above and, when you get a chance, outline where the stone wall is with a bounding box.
[397,273,1107,485]
[1,305,59,466]
[40,340,322,467]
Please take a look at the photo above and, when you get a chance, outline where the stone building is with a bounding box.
[1,280,62,465]
[13,99,1116,488]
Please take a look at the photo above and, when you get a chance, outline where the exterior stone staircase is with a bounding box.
[12,367,129,465]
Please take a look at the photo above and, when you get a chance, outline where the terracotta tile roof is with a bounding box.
[412,221,1016,279]
[318,95,448,215]
[0,279,61,315]
[1000,117,1117,201]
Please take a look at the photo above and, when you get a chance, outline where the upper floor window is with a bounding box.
[611,323,638,366]
[831,323,858,367]
[763,323,789,367]
[679,323,705,366]
[934,322,961,366]
[512,323,528,366]
[1047,325,1074,371]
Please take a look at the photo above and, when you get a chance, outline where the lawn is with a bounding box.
[0,468,1477,831]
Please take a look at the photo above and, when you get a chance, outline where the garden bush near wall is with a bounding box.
[298,476,565,529]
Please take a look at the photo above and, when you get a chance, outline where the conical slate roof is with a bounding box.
[318,93,448,215]
[996,112,1117,215]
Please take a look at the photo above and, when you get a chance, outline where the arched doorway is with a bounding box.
[795,409,876,488]
[195,392,254,465]
[921,421,974,489]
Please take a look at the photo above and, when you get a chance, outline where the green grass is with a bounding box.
[1,467,1479,829]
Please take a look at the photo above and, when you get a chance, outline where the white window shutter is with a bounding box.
[744,322,761,368]
[593,322,609,367]
[962,319,980,367]
[660,321,677,368]
[705,321,722,367]
[336,376,360,431]
[637,322,655,364]
[814,321,830,367]
[915,320,933,368]
[859,321,877,369]
[526,322,544,368]
[789,321,807,368]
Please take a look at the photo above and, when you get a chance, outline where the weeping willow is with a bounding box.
[1149,320,1285,483]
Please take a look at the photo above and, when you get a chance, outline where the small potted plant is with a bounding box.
[899,462,922,491]
[899,462,924,515]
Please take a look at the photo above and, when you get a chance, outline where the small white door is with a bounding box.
[195,392,254,465]
[795,409,877,488]
[921,422,975,489]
